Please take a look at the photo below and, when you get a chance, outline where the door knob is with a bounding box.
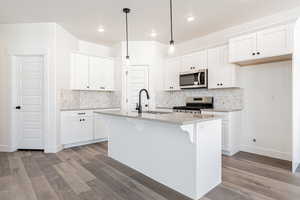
[15,106,21,110]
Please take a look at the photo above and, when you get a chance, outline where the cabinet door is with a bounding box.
[164,57,181,91]
[208,45,237,89]
[94,114,109,140]
[72,54,89,90]
[103,58,115,90]
[229,33,257,63]
[89,56,106,90]
[181,50,207,72]
[257,25,292,58]
[61,116,93,145]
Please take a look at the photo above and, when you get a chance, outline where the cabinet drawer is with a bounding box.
[61,110,94,117]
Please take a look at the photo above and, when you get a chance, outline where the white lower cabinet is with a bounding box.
[61,111,94,145]
[61,109,119,147]
[202,110,242,156]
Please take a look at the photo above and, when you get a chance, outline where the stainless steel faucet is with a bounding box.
[136,89,150,114]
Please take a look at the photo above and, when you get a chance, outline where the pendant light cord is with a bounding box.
[170,0,174,43]
[125,12,129,59]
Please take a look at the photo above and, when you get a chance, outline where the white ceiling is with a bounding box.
[1,0,300,46]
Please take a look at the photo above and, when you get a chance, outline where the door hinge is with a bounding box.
[126,98,128,103]
[126,71,128,75]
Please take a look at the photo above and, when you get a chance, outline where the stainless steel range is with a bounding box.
[173,97,213,114]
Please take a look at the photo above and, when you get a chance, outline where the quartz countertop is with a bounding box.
[60,107,121,111]
[155,107,242,112]
[201,108,243,112]
[94,110,221,125]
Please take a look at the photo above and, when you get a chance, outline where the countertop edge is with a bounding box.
[60,107,121,111]
[94,111,222,125]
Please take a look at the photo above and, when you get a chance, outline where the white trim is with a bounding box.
[0,145,11,152]
[9,49,50,152]
[122,65,150,111]
[62,138,108,149]
[239,145,292,161]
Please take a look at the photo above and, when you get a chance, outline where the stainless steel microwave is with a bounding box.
[179,69,208,89]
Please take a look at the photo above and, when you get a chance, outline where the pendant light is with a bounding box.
[169,0,175,53]
[123,8,131,63]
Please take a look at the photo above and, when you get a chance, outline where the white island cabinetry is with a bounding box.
[96,110,222,200]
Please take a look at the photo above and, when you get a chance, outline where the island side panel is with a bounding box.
[104,115,198,199]
[196,119,222,198]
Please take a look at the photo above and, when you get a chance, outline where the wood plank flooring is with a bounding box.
[0,142,299,200]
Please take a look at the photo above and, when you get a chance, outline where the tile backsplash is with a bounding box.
[60,89,121,110]
[155,88,243,110]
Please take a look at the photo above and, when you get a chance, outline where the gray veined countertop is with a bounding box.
[60,107,121,111]
[94,110,221,125]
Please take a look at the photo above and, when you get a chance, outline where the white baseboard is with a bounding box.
[239,145,292,161]
[0,145,10,152]
[63,138,108,149]
[222,145,240,156]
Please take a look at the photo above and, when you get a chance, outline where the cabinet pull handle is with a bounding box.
[252,52,255,56]
[256,52,260,55]
[86,86,90,89]
[78,112,86,115]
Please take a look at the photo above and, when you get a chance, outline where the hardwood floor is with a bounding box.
[0,142,299,200]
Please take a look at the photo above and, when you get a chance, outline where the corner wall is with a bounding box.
[292,18,300,172]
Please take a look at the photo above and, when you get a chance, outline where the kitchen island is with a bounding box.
[95,110,222,200]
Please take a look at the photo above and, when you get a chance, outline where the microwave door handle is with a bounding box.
[198,72,201,85]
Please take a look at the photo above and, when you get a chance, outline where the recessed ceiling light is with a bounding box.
[98,27,105,32]
[187,16,195,22]
[150,31,157,37]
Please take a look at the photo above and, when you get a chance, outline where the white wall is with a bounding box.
[78,40,113,57]
[292,18,300,171]
[239,61,292,160]
[117,41,166,110]
[0,23,57,152]
[55,24,78,151]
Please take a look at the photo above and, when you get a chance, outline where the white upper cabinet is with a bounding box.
[256,25,292,58]
[229,33,257,63]
[89,56,105,90]
[229,24,293,65]
[181,50,207,72]
[164,57,181,91]
[71,53,89,90]
[71,53,114,91]
[103,58,115,91]
[208,45,238,89]
[89,57,114,91]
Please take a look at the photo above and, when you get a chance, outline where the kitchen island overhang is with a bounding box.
[95,110,222,200]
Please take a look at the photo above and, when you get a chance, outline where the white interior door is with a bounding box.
[125,66,149,112]
[16,56,44,150]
